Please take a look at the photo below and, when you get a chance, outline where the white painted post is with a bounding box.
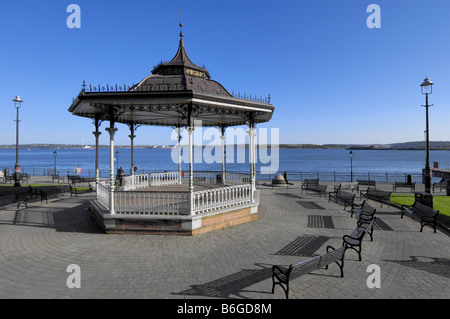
[106,127,118,215]
[178,127,182,184]
[221,126,226,184]
[187,126,195,215]
[129,133,135,175]
[247,123,256,203]
[92,131,101,184]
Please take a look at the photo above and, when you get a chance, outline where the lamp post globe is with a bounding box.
[420,77,433,95]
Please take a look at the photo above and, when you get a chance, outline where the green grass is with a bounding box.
[73,186,90,191]
[390,193,450,227]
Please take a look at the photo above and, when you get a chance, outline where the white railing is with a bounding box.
[179,171,250,185]
[98,171,256,216]
[123,174,149,190]
[97,181,111,210]
[114,191,190,215]
[150,171,179,187]
[123,171,250,191]
[192,184,252,215]
[123,172,180,191]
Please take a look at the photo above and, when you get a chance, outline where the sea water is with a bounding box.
[1,148,449,182]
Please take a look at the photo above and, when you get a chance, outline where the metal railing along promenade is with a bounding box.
[3,167,424,184]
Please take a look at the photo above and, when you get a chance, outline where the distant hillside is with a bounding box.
[348,141,450,150]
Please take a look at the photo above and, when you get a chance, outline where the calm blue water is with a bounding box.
[1,148,449,182]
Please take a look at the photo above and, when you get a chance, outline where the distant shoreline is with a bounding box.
[0,141,450,151]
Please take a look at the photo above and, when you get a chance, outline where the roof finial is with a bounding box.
[179,8,183,38]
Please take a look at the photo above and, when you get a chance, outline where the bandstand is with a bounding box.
[68,23,275,235]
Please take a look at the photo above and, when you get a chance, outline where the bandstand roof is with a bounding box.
[68,29,275,127]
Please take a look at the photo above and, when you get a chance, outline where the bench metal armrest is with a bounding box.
[359,189,368,198]
[272,265,291,281]
[401,204,413,211]
[326,245,336,253]
[342,234,360,242]
[351,202,363,209]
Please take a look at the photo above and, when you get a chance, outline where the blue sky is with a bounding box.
[1,0,449,146]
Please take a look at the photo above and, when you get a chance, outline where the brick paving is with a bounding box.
[0,178,449,299]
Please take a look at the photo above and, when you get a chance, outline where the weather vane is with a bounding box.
[179,8,183,38]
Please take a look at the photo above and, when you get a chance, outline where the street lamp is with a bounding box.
[13,96,23,187]
[349,151,354,182]
[53,151,57,175]
[420,77,434,193]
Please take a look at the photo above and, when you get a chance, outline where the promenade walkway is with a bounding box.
[0,178,449,299]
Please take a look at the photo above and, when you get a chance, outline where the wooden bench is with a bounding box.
[67,175,84,185]
[301,183,327,198]
[23,185,38,199]
[357,179,376,190]
[351,200,376,220]
[69,185,79,197]
[3,175,14,183]
[401,201,439,233]
[360,187,391,207]
[432,181,447,192]
[3,174,29,184]
[14,192,28,209]
[301,179,319,192]
[69,184,92,197]
[20,173,30,184]
[350,200,376,240]
[39,189,48,204]
[393,182,415,192]
[328,189,355,210]
[334,182,359,193]
[342,218,376,261]
[51,174,64,183]
[271,245,345,299]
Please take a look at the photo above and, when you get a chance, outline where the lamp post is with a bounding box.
[53,151,57,175]
[13,96,23,187]
[420,77,434,194]
[349,151,354,182]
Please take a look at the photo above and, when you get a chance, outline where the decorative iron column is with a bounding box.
[187,125,195,215]
[177,126,182,184]
[92,115,102,185]
[247,121,257,202]
[183,103,198,216]
[128,124,136,175]
[221,125,226,184]
[106,107,118,215]
[106,126,118,215]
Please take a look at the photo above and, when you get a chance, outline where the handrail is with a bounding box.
[192,184,252,215]
[97,180,255,216]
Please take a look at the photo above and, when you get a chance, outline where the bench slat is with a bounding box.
[318,246,345,269]
[329,189,355,210]
[272,245,344,299]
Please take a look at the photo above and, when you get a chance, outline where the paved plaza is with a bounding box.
[0,178,449,299]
